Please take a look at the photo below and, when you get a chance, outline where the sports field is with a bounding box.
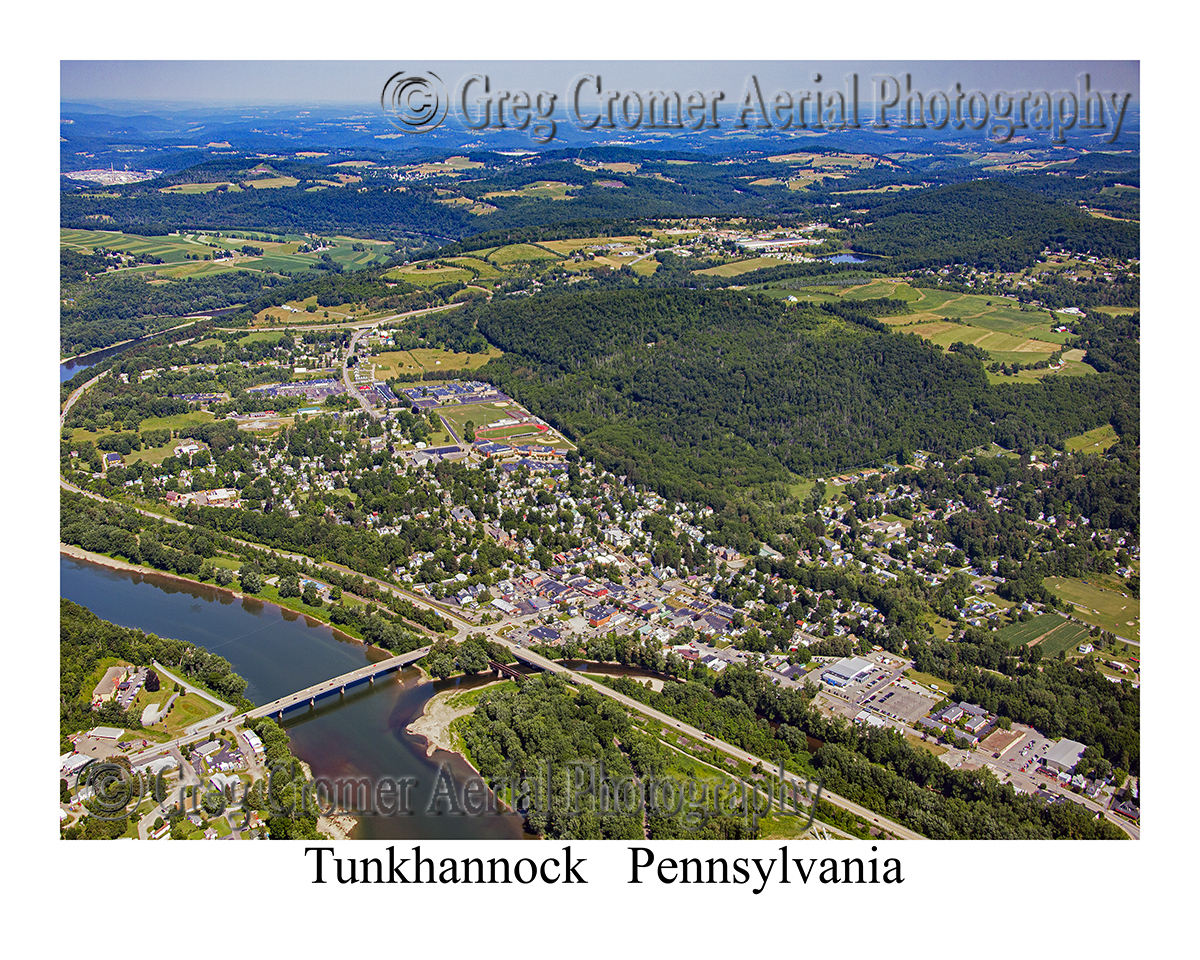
[439,401,572,450]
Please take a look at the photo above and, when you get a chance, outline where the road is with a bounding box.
[490,642,927,841]
[246,646,429,720]
[150,661,238,733]
[341,301,468,419]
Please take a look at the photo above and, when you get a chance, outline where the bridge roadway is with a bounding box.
[246,646,431,721]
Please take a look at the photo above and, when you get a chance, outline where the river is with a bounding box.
[60,554,526,840]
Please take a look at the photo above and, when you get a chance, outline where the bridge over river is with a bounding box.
[247,646,431,721]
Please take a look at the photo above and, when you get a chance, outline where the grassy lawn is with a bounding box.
[1043,576,1139,640]
[404,347,502,372]
[1064,424,1119,454]
[904,733,948,756]
[903,669,955,696]
[148,692,223,737]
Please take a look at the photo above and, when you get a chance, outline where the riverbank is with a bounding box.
[406,687,481,761]
[296,759,361,841]
[60,544,366,647]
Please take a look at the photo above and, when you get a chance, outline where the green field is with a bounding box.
[694,256,793,277]
[160,182,241,194]
[482,180,582,201]
[371,350,425,376]
[386,264,476,287]
[1064,424,1119,454]
[996,613,1071,647]
[1043,576,1139,641]
[1035,620,1094,658]
[446,256,504,279]
[487,243,560,265]
[405,347,502,371]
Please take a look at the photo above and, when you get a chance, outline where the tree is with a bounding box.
[144,669,160,693]
[457,640,488,675]
[278,574,301,598]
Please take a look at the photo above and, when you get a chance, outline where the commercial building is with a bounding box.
[821,656,875,686]
[1042,738,1088,774]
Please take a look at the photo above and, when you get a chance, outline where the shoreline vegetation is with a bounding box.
[405,682,504,765]
[59,543,366,648]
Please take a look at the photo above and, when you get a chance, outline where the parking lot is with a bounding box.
[869,685,940,723]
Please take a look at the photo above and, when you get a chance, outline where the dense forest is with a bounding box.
[847,181,1140,270]
[457,289,1136,505]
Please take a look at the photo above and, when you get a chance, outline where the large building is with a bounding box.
[822,656,875,686]
[1042,738,1088,774]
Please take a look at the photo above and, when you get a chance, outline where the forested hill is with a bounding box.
[466,290,1134,505]
[848,180,1140,271]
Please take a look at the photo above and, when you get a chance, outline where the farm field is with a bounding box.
[694,256,797,277]
[1035,620,1094,658]
[482,180,582,201]
[1043,576,1139,641]
[64,229,391,278]
[159,182,242,194]
[386,264,476,287]
[996,613,1073,647]
[402,157,484,175]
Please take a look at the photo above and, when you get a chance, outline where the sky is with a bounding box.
[62,60,1139,109]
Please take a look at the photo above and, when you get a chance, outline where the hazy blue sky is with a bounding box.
[62,60,1139,108]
